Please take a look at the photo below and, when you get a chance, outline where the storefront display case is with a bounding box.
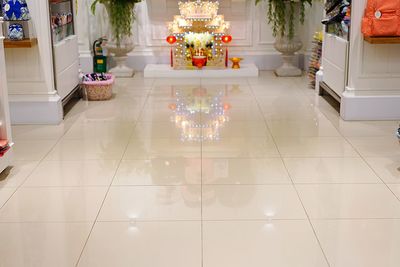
[319,0,351,101]
[49,0,80,102]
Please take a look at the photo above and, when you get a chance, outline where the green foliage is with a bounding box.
[256,0,312,39]
[91,0,142,46]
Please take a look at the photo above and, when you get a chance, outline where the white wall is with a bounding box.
[77,0,323,71]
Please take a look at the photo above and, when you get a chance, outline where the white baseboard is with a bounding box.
[341,91,400,120]
[9,94,63,125]
[144,63,259,78]
[80,53,304,72]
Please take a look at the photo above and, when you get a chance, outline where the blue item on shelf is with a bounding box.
[8,23,24,40]
[2,0,30,21]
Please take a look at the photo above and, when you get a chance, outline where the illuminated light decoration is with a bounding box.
[170,88,231,142]
[167,0,231,70]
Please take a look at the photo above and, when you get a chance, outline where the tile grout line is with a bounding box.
[0,113,87,211]
[301,84,400,202]
[247,77,332,267]
[74,79,154,267]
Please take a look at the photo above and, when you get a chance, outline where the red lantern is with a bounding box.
[223,103,231,110]
[168,103,177,110]
[221,35,232,67]
[166,36,177,67]
[221,35,232,43]
[166,35,177,44]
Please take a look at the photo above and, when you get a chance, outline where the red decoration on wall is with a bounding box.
[166,35,177,44]
[221,35,232,43]
[166,36,177,67]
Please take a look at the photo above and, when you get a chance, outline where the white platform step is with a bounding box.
[144,64,259,78]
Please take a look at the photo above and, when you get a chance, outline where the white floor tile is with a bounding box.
[284,158,380,184]
[113,159,201,186]
[0,161,38,188]
[63,122,134,140]
[268,119,341,137]
[313,219,400,267]
[45,139,128,160]
[348,136,400,157]
[0,187,15,208]
[78,221,201,267]
[98,186,201,221]
[275,137,358,157]
[202,137,279,158]
[0,222,91,267]
[203,220,329,267]
[124,138,201,159]
[0,187,107,222]
[202,185,306,220]
[365,157,400,184]
[23,160,119,187]
[297,184,400,219]
[334,120,398,137]
[202,158,290,185]
[12,124,69,140]
[13,140,58,161]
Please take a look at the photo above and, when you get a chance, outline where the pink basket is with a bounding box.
[82,74,115,101]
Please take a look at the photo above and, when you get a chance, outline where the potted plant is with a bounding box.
[91,0,142,77]
[256,0,312,76]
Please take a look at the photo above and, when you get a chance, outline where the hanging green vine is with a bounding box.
[256,0,312,39]
[91,0,142,46]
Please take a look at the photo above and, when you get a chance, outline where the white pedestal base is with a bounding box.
[144,64,259,78]
[109,56,134,78]
[275,55,302,77]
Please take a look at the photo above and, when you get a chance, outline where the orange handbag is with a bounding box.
[362,0,400,37]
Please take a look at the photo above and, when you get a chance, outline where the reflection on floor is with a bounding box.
[1,71,400,267]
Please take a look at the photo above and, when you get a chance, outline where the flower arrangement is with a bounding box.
[91,0,142,46]
[256,0,313,40]
[184,32,213,50]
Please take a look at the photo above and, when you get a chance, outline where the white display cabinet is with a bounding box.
[4,0,79,124]
[319,0,400,120]
[0,18,13,172]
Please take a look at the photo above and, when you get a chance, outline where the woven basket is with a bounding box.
[82,74,114,101]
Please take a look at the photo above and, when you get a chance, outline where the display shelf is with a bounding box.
[4,38,37,48]
[364,36,400,44]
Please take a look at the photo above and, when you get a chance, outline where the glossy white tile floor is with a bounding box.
[1,71,400,266]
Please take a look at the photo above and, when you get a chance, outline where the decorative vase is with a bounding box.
[229,57,243,69]
[8,23,24,40]
[273,2,303,77]
[103,4,135,78]
[2,0,30,21]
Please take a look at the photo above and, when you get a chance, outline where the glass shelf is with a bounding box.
[49,0,74,45]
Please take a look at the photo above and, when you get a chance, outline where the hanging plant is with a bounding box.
[91,0,142,46]
[256,0,312,39]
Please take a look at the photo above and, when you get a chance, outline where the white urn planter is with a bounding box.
[273,1,303,77]
[274,35,303,77]
[104,4,135,78]
[106,38,135,78]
